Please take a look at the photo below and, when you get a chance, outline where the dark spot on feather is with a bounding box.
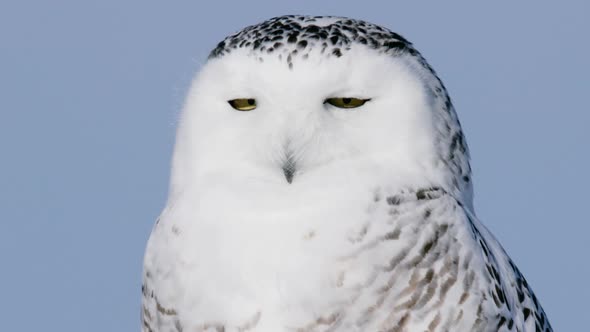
[523,308,532,321]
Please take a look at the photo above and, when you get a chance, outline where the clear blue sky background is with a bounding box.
[1,1,587,331]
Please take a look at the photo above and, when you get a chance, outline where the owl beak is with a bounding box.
[282,151,297,184]
[283,158,296,184]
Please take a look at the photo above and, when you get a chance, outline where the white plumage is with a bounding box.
[142,15,551,332]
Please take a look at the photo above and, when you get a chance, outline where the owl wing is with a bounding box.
[466,210,553,332]
[328,187,551,332]
[140,216,185,332]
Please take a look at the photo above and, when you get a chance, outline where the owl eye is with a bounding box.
[324,97,370,109]
[228,98,257,111]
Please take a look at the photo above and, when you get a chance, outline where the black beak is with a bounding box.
[282,153,297,184]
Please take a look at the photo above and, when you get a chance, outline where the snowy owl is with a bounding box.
[142,15,552,332]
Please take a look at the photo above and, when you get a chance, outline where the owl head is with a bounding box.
[169,15,473,208]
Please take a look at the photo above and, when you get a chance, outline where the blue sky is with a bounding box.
[1,1,587,330]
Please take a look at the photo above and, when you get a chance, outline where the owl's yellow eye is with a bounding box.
[228,98,256,111]
[324,97,370,109]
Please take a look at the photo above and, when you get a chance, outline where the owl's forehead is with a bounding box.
[203,45,421,99]
[208,15,417,66]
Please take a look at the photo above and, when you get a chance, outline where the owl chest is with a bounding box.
[171,189,470,324]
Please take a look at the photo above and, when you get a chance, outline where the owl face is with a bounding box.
[170,16,468,201]
[175,47,440,186]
